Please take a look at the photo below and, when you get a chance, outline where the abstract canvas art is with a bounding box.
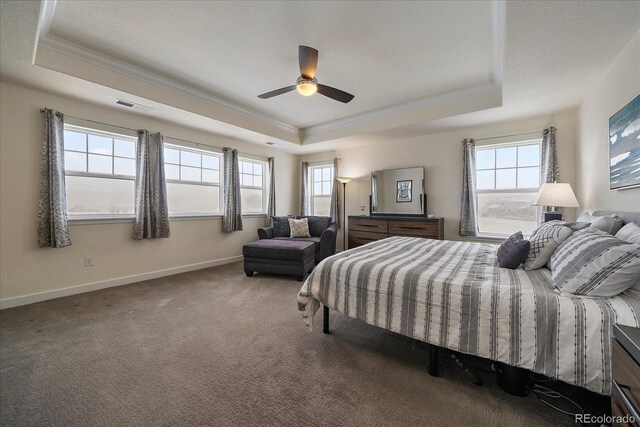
[610,94,640,190]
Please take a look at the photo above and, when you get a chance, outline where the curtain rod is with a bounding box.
[43,110,264,158]
[471,130,542,142]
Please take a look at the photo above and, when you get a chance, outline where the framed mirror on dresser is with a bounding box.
[348,166,443,249]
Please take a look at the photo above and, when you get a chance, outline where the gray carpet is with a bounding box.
[1,262,602,426]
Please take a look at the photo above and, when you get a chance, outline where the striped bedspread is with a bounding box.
[297,236,640,395]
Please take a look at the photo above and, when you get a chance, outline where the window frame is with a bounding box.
[475,139,542,238]
[238,157,268,215]
[63,124,138,220]
[309,163,334,216]
[163,142,224,217]
[63,122,269,222]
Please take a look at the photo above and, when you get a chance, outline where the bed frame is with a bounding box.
[322,305,440,376]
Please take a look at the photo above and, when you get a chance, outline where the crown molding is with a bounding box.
[37,34,299,137]
[491,0,505,87]
[34,0,505,147]
[300,83,501,138]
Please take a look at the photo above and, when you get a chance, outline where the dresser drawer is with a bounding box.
[388,220,439,239]
[348,230,386,248]
[613,339,640,417]
[349,218,388,233]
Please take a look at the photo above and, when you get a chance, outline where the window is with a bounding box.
[63,126,136,216]
[476,141,541,236]
[310,164,333,216]
[239,159,266,214]
[164,144,222,215]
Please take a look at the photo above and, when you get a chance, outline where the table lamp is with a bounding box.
[531,183,579,222]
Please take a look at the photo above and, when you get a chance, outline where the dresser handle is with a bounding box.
[613,381,640,422]
[358,224,377,228]
[399,226,425,230]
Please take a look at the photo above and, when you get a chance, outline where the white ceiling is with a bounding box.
[49,0,495,129]
[0,1,639,154]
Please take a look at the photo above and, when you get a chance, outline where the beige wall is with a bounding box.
[0,82,298,307]
[303,109,578,244]
[577,30,640,212]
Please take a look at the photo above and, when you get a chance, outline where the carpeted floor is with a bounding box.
[1,262,606,426]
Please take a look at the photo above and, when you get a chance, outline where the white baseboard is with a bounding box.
[0,255,243,310]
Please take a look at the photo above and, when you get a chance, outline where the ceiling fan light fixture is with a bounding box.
[296,77,317,96]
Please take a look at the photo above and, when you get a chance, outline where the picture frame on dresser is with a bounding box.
[396,180,412,203]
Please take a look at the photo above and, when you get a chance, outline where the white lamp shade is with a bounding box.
[336,177,352,184]
[531,183,580,207]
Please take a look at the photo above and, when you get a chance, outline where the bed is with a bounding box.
[297,214,640,396]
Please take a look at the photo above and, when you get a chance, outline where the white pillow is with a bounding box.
[550,228,640,297]
[289,218,311,238]
[524,221,572,270]
[616,222,640,244]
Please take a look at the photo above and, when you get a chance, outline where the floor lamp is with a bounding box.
[336,177,352,251]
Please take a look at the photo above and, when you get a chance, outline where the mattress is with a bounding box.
[297,236,640,395]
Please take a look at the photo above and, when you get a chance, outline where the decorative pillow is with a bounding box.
[576,212,624,235]
[289,218,311,238]
[616,222,640,245]
[303,216,331,237]
[549,228,640,297]
[272,216,291,237]
[562,221,591,232]
[617,224,640,298]
[497,232,530,269]
[523,221,572,270]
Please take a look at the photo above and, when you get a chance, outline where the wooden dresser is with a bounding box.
[348,216,444,248]
[612,324,640,426]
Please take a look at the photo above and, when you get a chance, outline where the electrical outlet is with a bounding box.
[84,256,94,267]
[359,205,366,214]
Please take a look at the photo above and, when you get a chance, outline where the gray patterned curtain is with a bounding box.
[540,127,559,217]
[223,147,243,232]
[266,157,275,226]
[459,138,478,237]
[301,162,309,215]
[329,157,339,225]
[133,130,170,240]
[37,108,71,248]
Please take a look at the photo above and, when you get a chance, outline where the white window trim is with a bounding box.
[63,124,138,218]
[239,157,268,215]
[164,142,223,217]
[475,139,542,238]
[63,122,270,222]
[309,163,334,216]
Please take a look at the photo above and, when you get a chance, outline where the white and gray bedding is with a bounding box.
[297,236,640,395]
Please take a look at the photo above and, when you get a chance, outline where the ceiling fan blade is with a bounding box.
[317,84,354,104]
[258,85,296,99]
[299,45,318,79]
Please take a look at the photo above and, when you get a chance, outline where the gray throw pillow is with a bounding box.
[524,221,572,270]
[576,213,624,235]
[550,228,640,297]
[562,221,591,232]
[497,232,530,269]
[272,216,291,237]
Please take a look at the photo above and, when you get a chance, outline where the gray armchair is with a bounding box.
[258,216,337,264]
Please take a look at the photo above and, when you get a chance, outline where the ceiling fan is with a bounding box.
[258,46,355,104]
